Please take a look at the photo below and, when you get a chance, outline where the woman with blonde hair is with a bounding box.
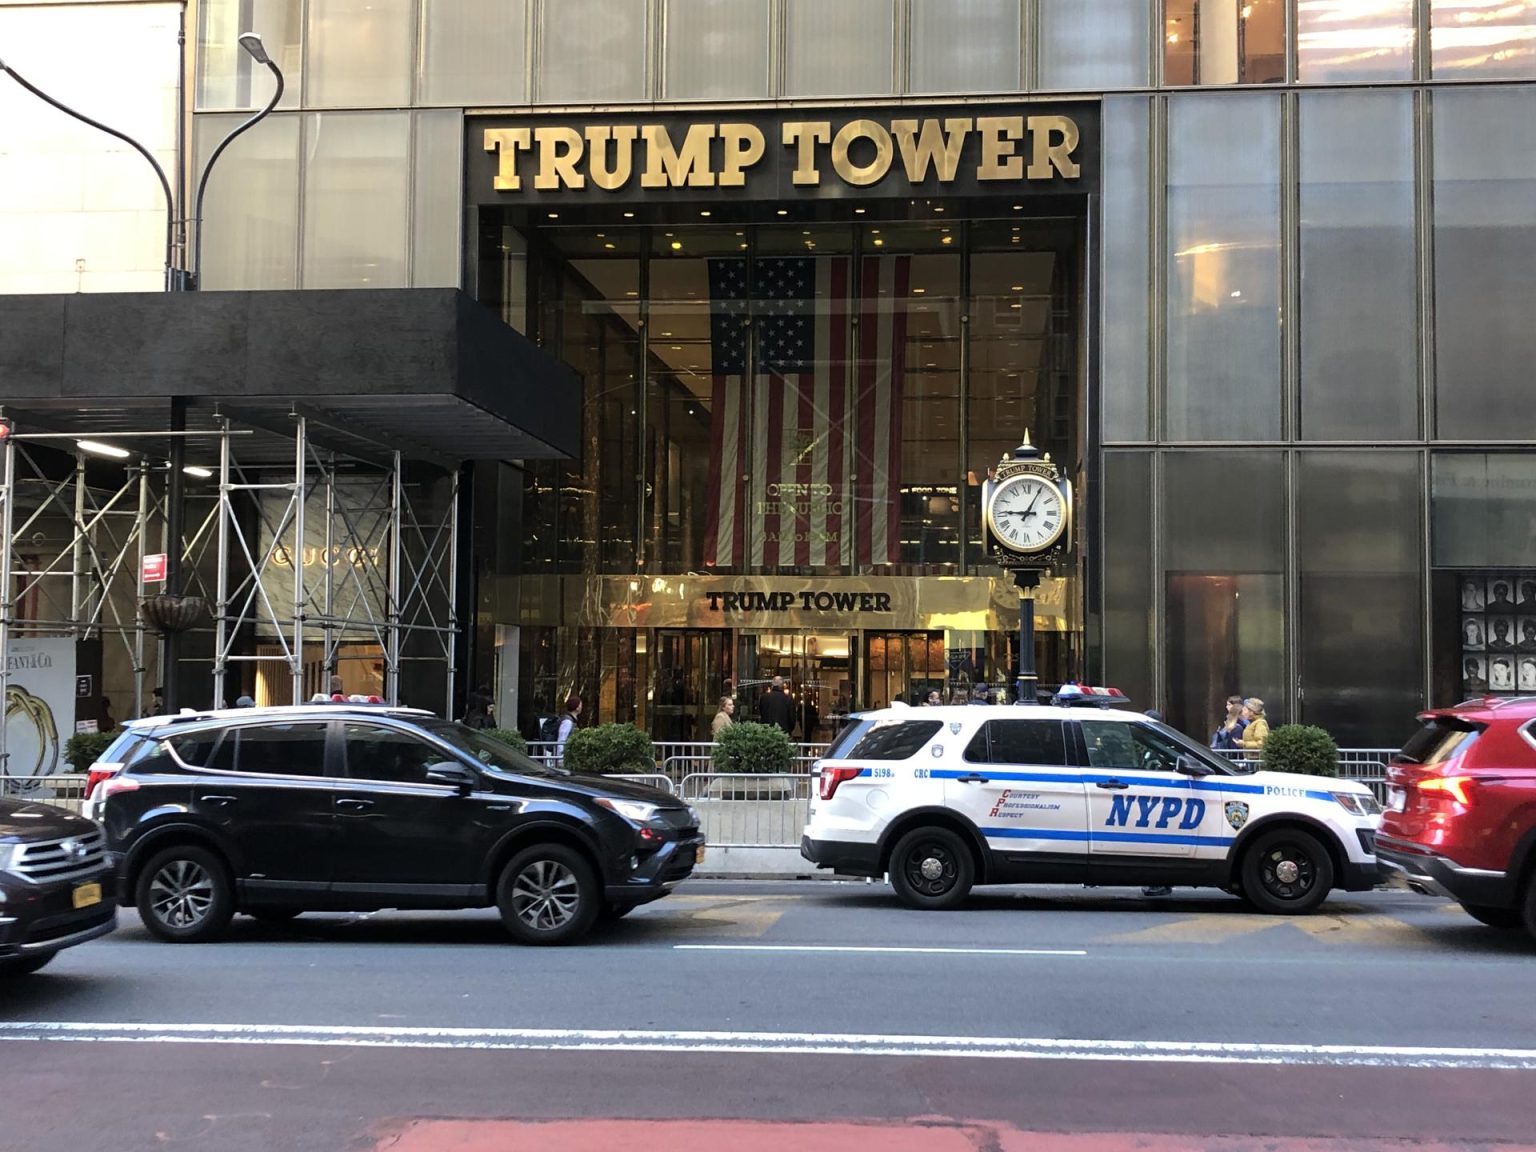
[1237,698,1269,752]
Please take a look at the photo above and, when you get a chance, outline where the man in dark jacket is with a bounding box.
[759,676,796,736]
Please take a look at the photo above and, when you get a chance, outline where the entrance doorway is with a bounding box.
[865,631,947,710]
[653,630,732,742]
[737,631,850,743]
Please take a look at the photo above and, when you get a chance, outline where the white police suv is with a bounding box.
[801,689,1384,914]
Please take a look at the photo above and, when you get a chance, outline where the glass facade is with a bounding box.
[165,0,1536,743]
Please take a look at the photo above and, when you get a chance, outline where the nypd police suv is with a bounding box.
[801,687,1384,914]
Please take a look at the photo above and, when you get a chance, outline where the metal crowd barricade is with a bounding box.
[0,771,88,814]
[679,773,814,849]
[1212,747,1395,802]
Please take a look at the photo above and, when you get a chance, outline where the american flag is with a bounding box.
[703,255,910,569]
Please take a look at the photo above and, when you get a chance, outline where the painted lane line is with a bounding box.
[673,944,1087,956]
[3,1022,1536,1070]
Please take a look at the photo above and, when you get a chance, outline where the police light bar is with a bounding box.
[1050,683,1132,708]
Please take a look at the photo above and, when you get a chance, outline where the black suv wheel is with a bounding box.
[496,844,600,945]
[136,845,235,943]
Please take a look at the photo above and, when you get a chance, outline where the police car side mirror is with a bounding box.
[1176,755,1214,778]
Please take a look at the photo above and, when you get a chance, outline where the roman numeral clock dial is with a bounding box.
[986,475,1067,555]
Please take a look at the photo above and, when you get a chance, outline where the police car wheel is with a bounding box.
[1239,828,1333,915]
[889,827,974,910]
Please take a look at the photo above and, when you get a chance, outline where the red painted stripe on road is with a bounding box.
[372,1118,1536,1152]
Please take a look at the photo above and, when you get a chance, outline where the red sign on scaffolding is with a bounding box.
[141,553,167,584]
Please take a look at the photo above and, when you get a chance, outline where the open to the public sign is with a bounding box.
[142,553,168,584]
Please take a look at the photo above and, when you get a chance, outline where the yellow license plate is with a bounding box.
[72,882,102,909]
[695,845,706,865]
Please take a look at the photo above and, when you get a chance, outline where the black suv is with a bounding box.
[0,797,116,975]
[86,705,703,945]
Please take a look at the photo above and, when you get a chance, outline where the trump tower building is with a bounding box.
[4,0,1536,751]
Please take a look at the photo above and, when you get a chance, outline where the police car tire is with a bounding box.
[1239,827,1333,915]
[888,827,974,910]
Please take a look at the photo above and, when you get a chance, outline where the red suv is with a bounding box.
[1377,697,1536,939]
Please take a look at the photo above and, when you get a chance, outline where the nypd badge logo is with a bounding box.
[931,744,945,758]
[1224,801,1250,831]
[948,721,962,734]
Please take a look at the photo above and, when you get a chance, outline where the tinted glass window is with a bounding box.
[966,721,1068,767]
[128,731,221,774]
[824,718,872,759]
[1081,721,1185,774]
[1398,718,1483,766]
[224,723,330,777]
[845,720,943,761]
[343,723,446,784]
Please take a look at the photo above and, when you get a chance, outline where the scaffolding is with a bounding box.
[0,411,462,794]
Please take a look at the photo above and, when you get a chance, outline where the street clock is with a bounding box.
[981,431,1072,564]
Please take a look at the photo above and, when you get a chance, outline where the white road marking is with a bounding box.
[673,944,1087,956]
[2,1022,1534,1070]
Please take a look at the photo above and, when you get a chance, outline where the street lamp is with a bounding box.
[191,33,284,289]
[0,30,283,292]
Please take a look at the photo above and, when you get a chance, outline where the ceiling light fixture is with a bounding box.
[76,440,129,459]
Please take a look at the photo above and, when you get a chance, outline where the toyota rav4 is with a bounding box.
[85,704,702,945]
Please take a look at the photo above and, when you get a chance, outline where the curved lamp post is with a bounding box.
[191,33,284,289]
[0,31,283,291]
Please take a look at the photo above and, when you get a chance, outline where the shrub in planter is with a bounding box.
[711,721,794,774]
[64,730,118,772]
[562,723,656,775]
[1261,724,1339,777]
[480,727,528,756]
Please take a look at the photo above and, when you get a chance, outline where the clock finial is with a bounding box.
[1014,428,1039,459]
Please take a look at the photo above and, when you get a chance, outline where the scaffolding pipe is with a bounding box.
[212,423,231,710]
[133,463,149,720]
[0,432,14,781]
[291,416,307,704]
[445,468,460,720]
[323,454,336,685]
[387,451,402,706]
[71,452,86,639]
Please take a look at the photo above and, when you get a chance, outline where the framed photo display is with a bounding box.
[1460,571,1536,699]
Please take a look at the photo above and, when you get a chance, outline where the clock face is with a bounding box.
[987,475,1068,553]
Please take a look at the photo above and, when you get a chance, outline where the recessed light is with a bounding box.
[547,212,558,219]
[777,209,788,216]
[700,210,712,217]
[623,210,635,218]
[873,238,885,247]
[854,207,866,214]
[604,242,615,249]
[671,240,683,250]
[1010,285,1024,291]
[183,466,213,479]
[934,206,945,213]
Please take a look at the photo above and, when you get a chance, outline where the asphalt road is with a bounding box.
[4,881,1535,1151]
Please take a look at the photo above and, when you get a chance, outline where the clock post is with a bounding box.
[980,431,1072,705]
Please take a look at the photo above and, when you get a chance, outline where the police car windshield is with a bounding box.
[1145,721,1247,775]
[417,721,571,777]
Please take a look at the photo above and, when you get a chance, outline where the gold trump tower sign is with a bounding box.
[468,104,1098,204]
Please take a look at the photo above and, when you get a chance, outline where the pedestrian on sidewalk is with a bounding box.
[758,676,796,736]
[711,694,735,739]
[1237,698,1269,753]
[1210,695,1247,750]
[555,694,581,766]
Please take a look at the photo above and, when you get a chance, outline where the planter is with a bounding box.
[139,594,210,634]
